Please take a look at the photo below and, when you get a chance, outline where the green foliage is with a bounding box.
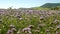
[49,6,60,10]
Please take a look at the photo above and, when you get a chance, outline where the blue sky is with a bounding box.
[0,0,60,8]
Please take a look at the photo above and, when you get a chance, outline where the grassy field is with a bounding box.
[0,9,60,34]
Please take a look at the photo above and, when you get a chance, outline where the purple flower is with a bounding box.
[19,18,23,20]
[22,25,34,34]
[22,27,31,33]
[40,16,44,20]
[46,29,50,32]
[53,19,59,23]
[9,24,15,28]
[57,25,60,29]
[11,28,16,32]
[7,30,12,34]
[56,31,59,34]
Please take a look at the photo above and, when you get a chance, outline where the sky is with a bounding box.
[0,0,60,9]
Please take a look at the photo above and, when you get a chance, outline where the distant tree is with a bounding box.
[50,7,59,10]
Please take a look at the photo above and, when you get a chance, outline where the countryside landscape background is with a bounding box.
[0,0,60,34]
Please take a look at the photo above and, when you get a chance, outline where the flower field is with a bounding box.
[0,9,60,34]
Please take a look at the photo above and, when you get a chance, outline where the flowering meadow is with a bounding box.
[0,9,60,34]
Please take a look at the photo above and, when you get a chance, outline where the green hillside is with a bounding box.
[41,3,60,8]
[31,3,60,10]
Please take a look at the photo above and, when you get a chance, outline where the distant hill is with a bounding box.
[41,3,60,8]
[31,3,60,10]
